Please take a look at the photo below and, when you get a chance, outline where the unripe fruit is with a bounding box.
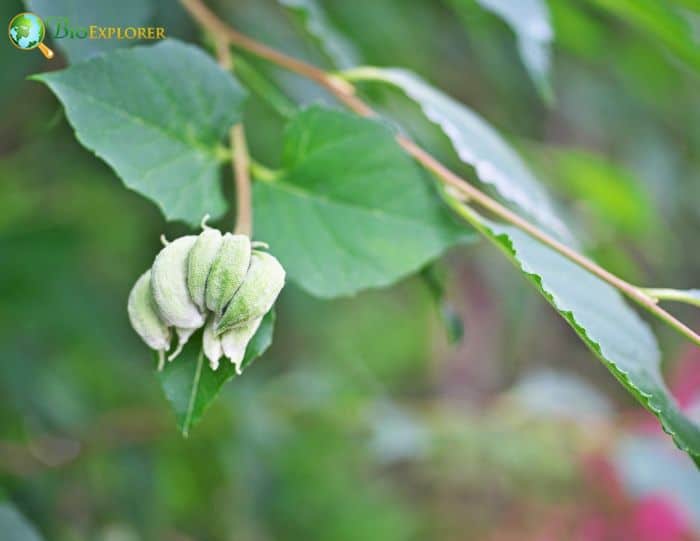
[216,250,285,335]
[127,270,171,368]
[202,316,223,370]
[128,224,283,374]
[221,316,263,375]
[151,235,205,329]
[187,227,223,312]
[205,233,251,315]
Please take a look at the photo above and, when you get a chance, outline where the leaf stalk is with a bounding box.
[643,288,700,309]
[231,124,253,236]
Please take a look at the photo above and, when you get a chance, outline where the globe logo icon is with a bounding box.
[8,12,54,58]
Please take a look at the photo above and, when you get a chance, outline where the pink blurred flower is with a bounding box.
[630,495,692,541]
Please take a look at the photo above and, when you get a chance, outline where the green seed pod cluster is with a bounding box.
[127,220,285,373]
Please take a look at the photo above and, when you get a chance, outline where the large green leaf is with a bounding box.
[159,311,275,437]
[343,67,572,244]
[469,0,554,99]
[452,202,700,463]
[253,106,473,298]
[34,40,247,226]
[278,0,360,68]
[26,0,154,63]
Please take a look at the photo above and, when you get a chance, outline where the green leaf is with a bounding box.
[253,106,473,298]
[34,40,247,226]
[0,503,43,541]
[278,0,360,68]
[26,0,154,63]
[471,0,554,99]
[342,67,572,244]
[450,201,700,463]
[159,310,275,437]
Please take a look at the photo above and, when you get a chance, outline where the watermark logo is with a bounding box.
[8,12,54,58]
[8,13,167,60]
[45,17,166,41]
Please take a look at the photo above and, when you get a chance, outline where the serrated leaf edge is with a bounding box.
[485,224,699,459]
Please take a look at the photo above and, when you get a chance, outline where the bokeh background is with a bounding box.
[2,0,700,539]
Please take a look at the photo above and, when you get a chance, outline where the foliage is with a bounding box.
[342,66,570,239]
[159,311,275,436]
[254,106,472,297]
[2,0,700,538]
[34,41,247,225]
[456,207,700,461]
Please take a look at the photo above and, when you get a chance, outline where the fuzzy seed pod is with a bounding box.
[127,270,171,368]
[187,227,224,312]
[128,223,284,374]
[205,233,251,315]
[151,235,205,330]
[221,317,263,375]
[202,316,223,370]
[216,251,285,335]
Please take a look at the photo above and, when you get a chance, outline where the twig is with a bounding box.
[214,36,232,70]
[232,124,252,236]
[443,190,700,347]
[182,0,354,97]
[210,22,252,236]
[643,288,700,308]
[180,0,700,347]
[398,141,697,346]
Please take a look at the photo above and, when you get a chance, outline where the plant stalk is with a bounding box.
[643,288,700,309]
[209,23,252,236]
[231,124,252,236]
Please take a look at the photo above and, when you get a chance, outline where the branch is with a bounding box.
[400,142,699,347]
[181,0,356,99]
[643,288,700,309]
[180,0,700,347]
[214,35,232,70]
[231,124,252,236]
[210,27,252,237]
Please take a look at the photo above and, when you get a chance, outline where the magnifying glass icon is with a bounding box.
[8,12,55,59]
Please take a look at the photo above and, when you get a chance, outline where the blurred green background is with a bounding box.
[1,0,700,539]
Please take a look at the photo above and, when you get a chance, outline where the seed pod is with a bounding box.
[151,235,205,330]
[221,316,263,375]
[187,228,223,312]
[216,251,285,335]
[127,270,171,369]
[202,316,223,370]
[205,233,251,315]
